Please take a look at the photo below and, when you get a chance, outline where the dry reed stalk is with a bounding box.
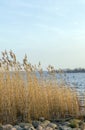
[0,50,79,124]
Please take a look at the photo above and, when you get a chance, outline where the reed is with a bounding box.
[0,50,79,124]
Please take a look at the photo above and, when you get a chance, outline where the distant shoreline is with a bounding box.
[56,69,85,73]
[1,69,85,73]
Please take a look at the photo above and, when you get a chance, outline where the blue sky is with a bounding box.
[0,0,85,69]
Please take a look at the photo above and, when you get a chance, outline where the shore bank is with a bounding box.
[1,117,85,130]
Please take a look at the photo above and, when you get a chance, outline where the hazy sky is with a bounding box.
[0,0,85,69]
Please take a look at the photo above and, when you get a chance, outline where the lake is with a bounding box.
[22,71,85,93]
[56,72,85,92]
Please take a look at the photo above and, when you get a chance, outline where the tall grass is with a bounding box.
[0,51,79,124]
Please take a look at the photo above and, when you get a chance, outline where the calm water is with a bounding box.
[21,72,85,105]
[57,73,85,92]
[21,71,85,94]
[21,71,85,106]
[41,72,85,90]
[55,72,85,106]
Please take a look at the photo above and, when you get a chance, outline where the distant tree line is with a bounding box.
[56,68,85,73]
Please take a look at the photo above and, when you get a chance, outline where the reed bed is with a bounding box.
[0,51,79,124]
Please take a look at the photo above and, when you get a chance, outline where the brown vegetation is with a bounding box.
[0,50,79,124]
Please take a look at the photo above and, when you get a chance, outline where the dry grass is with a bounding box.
[0,51,79,124]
